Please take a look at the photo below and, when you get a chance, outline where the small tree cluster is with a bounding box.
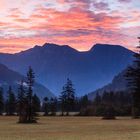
[42,97,57,116]
[5,86,16,115]
[78,91,131,117]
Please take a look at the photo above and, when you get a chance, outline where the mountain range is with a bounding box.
[0,43,134,97]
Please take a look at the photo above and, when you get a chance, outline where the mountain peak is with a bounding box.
[34,45,41,48]
[42,43,71,48]
[42,43,78,53]
[90,44,130,53]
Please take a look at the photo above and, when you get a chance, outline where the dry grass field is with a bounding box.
[0,116,140,140]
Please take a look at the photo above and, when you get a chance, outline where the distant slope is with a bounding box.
[0,64,54,99]
[0,43,134,96]
[88,69,129,100]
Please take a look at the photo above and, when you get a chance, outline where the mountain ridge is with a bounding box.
[0,43,134,55]
[0,43,134,96]
[88,68,129,100]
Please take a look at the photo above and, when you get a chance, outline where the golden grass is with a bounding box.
[0,116,140,140]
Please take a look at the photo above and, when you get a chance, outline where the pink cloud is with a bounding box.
[0,0,139,53]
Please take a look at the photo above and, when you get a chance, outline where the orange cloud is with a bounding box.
[0,0,139,53]
[29,7,123,31]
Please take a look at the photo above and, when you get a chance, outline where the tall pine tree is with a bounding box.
[18,67,37,123]
[32,94,41,114]
[42,97,49,116]
[26,66,37,122]
[125,37,140,118]
[0,87,4,115]
[59,86,67,116]
[6,86,16,115]
[49,97,57,116]
[102,91,116,119]
[60,78,75,116]
[17,80,27,123]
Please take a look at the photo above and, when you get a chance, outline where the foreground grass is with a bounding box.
[0,116,140,140]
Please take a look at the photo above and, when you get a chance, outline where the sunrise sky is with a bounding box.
[0,0,140,53]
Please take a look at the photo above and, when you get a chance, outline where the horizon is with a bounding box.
[0,42,135,55]
[0,0,140,53]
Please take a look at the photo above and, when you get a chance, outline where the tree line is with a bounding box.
[0,79,133,121]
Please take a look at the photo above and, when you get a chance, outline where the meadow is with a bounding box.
[0,116,140,140]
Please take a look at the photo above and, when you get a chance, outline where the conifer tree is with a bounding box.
[49,97,57,116]
[59,86,67,116]
[0,87,4,115]
[26,66,36,122]
[6,86,16,115]
[80,95,89,110]
[42,97,49,116]
[94,93,101,106]
[61,78,75,116]
[102,91,116,119]
[32,94,41,114]
[17,81,27,123]
[125,37,140,118]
